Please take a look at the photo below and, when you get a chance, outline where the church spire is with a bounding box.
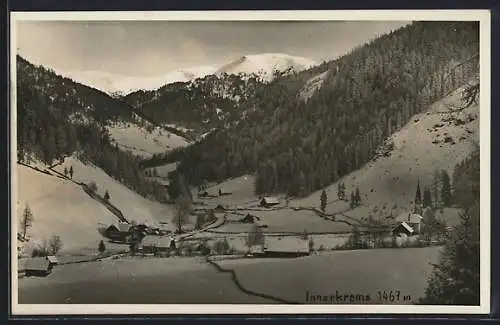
[414,178,422,214]
[415,177,422,204]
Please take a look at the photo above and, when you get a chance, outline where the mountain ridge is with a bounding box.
[41,52,317,96]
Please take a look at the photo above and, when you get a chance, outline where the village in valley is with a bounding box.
[15,19,481,306]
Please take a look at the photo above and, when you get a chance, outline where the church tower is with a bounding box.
[414,178,423,214]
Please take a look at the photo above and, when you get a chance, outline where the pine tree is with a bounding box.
[20,204,34,240]
[64,167,68,177]
[355,187,361,207]
[340,182,346,200]
[98,240,106,255]
[423,186,433,208]
[69,165,74,179]
[431,168,441,208]
[419,203,479,305]
[441,170,452,207]
[420,147,480,305]
[104,190,110,201]
[337,183,342,200]
[350,191,356,209]
[320,190,327,212]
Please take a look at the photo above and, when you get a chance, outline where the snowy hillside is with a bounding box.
[16,155,178,255]
[216,53,317,82]
[54,65,217,96]
[16,163,118,255]
[292,86,479,213]
[106,120,191,158]
[53,156,176,226]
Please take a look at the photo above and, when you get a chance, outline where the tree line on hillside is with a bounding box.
[420,141,480,305]
[16,56,170,204]
[123,73,264,134]
[165,21,479,198]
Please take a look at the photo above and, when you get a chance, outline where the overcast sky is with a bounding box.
[16,21,409,77]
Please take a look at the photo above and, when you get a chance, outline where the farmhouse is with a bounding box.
[139,236,175,254]
[247,245,265,256]
[103,223,132,242]
[259,197,280,208]
[396,212,423,234]
[24,257,53,277]
[392,221,414,237]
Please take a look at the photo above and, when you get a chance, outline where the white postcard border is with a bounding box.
[9,9,491,315]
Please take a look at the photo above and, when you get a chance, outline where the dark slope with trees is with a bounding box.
[166,21,479,198]
[122,66,333,136]
[16,56,170,203]
[420,140,480,305]
[122,73,263,134]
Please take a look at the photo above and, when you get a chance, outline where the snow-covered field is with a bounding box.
[18,247,441,304]
[215,246,442,304]
[53,156,176,227]
[18,256,275,304]
[106,122,190,158]
[15,164,118,255]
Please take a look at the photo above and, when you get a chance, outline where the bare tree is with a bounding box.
[49,235,63,255]
[173,194,192,234]
[246,224,265,251]
[20,204,34,240]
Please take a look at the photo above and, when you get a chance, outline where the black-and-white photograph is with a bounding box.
[10,10,490,314]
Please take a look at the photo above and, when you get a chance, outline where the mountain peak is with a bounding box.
[216,53,317,81]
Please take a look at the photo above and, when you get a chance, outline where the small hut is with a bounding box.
[24,257,53,277]
[259,197,280,208]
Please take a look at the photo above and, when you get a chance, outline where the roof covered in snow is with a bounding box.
[393,221,414,234]
[261,197,280,204]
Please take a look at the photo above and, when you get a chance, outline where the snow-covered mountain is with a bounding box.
[215,53,317,82]
[51,53,317,96]
[56,66,217,97]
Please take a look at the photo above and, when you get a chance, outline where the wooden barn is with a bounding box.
[24,257,53,277]
[103,223,132,242]
[139,236,176,254]
[259,197,280,208]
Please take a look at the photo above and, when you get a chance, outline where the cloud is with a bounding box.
[178,37,208,63]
